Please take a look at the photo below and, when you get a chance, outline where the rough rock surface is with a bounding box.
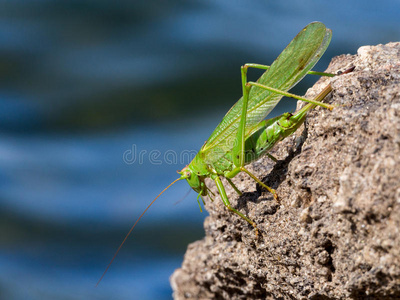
[171,43,400,299]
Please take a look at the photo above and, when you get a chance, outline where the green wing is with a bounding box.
[200,22,331,163]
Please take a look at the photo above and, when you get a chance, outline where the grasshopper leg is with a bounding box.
[243,63,335,77]
[248,81,334,110]
[240,167,279,202]
[266,153,278,162]
[232,65,251,168]
[226,178,242,196]
[230,64,279,201]
[225,166,279,202]
[215,177,259,237]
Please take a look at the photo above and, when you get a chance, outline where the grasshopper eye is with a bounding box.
[186,171,191,178]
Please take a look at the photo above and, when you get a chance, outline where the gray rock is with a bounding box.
[171,42,400,299]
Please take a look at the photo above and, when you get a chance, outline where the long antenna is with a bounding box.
[96,177,182,286]
[173,187,192,206]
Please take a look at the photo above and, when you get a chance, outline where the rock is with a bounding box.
[171,42,400,299]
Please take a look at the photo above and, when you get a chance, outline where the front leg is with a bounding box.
[214,176,259,237]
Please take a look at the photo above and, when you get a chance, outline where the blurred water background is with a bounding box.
[0,1,399,299]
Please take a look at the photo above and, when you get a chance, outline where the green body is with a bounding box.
[190,110,307,177]
[181,91,329,195]
[178,22,334,235]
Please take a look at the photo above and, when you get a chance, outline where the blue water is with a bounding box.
[1,1,399,299]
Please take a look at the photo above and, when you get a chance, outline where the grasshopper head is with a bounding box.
[178,165,207,196]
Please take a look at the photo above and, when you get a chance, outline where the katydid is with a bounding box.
[98,22,341,285]
[179,21,334,235]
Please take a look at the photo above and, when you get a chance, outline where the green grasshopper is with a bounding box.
[177,22,334,235]
[98,22,338,284]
